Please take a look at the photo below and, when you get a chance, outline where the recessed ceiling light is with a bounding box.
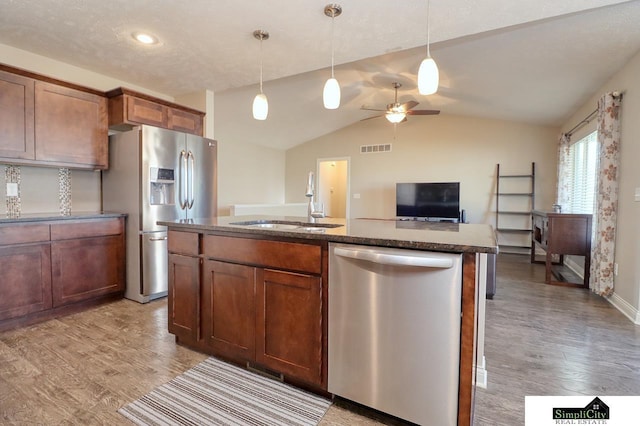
[132,32,158,45]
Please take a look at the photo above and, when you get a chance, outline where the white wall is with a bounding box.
[561,49,640,320]
[216,138,285,216]
[285,114,559,225]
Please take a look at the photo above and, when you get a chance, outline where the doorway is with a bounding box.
[317,157,350,219]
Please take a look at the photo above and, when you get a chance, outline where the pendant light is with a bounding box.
[418,0,439,95]
[252,30,269,120]
[323,4,342,110]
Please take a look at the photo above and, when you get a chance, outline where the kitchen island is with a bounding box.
[158,215,497,426]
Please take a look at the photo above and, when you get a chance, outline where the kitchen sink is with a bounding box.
[247,223,301,230]
[230,220,343,231]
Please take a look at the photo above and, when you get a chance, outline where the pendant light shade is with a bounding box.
[323,4,342,110]
[252,30,269,120]
[323,77,341,109]
[418,57,439,95]
[252,93,268,120]
[418,0,439,95]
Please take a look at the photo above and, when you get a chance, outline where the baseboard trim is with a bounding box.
[474,356,488,389]
[606,292,640,324]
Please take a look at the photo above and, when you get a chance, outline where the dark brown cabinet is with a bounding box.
[0,64,109,169]
[532,211,592,287]
[107,88,205,136]
[203,260,256,361]
[0,69,35,160]
[51,234,124,307]
[0,244,52,321]
[167,229,327,390]
[257,269,323,385]
[0,216,125,331]
[167,230,201,342]
[34,81,108,168]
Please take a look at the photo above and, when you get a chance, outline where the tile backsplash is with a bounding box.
[5,165,21,218]
[58,168,72,216]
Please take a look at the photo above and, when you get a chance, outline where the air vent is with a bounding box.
[360,144,392,154]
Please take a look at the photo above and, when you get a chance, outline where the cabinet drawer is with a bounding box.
[168,230,199,256]
[204,235,321,274]
[0,224,50,245]
[50,218,123,241]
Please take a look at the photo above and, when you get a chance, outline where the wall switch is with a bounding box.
[635,187,640,202]
[614,263,619,276]
[6,182,18,197]
[353,193,361,199]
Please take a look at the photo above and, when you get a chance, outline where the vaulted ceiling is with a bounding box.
[2,0,639,149]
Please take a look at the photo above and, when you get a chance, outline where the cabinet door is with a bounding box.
[0,70,35,160]
[0,244,52,321]
[51,235,125,307]
[168,253,201,342]
[256,269,323,386]
[203,260,256,362]
[34,81,108,168]
[168,107,203,136]
[126,95,168,128]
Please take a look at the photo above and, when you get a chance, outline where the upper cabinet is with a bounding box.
[0,70,35,160]
[0,65,108,170]
[35,82,108,168]
[107,88,205,136]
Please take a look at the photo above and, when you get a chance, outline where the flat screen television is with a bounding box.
[396,182,460,221]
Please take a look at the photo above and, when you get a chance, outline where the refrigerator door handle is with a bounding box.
[187,150,195,209]
[179,150,188,209]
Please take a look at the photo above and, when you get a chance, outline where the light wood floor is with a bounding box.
[1,254,639,425]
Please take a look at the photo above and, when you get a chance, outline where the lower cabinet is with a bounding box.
[51,235,124,307]
[0,217,125,329]
[0,244,52,321]
[168,253,201,342]
[256,269,323,385]
[203,260,256,362]
[167,230,327,390]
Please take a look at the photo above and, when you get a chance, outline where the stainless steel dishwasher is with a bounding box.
[328,243,463,426]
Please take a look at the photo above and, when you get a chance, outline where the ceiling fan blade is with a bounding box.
[398,100,419,111]
[360,106,387,112]
[360,115,383,121]
[406,109,441,116]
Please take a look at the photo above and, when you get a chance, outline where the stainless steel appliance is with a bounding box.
[102,125,217,303]
[328,243,462,426]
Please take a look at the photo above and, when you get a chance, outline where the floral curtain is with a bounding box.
[590,92,622,296]
[556,133,572,209]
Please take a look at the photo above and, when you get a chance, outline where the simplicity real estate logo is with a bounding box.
[553,397,610,423]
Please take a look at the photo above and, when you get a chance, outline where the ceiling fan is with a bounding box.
[361,82,440,123]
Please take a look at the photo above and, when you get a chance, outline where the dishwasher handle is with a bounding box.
[334,247,454,269]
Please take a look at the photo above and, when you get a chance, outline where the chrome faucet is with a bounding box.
[305,171,324,223]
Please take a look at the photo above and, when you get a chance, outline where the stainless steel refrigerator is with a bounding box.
[102,125,217,303]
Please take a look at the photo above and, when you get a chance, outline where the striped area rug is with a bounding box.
[118,357,332,426]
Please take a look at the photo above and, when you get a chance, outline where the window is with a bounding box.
[566,131,598,214]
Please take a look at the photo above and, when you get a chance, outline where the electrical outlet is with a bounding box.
[6,182,18,197]
[353,193,361,199]
[614,263,619,276]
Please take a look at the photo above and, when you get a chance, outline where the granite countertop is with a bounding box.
[0,211,127,224]
[158,215,498,254]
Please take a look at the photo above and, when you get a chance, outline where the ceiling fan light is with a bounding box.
[323,77,341,109]
[252,93,268,120]
[385,111,406,124]
[418,56,439,95]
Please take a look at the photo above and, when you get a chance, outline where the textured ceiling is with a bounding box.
[1,0,639,149]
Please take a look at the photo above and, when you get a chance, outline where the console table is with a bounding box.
[531,211,592,288]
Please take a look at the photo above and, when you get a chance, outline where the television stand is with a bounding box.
[397,217,460,223]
